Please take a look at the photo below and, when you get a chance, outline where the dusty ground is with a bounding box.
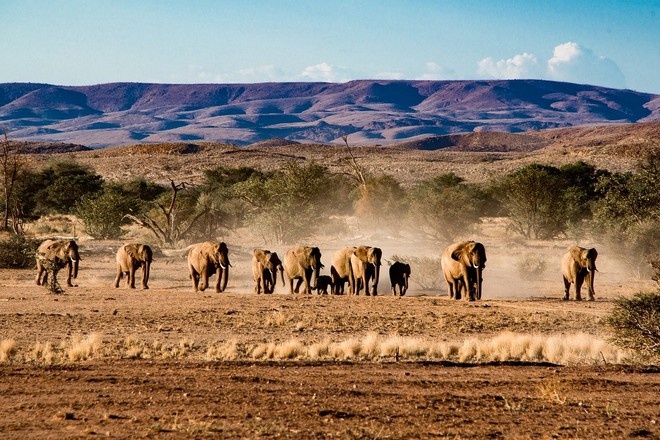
[4,127,659,438]
[1,234,658,439]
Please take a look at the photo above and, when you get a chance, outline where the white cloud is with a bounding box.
[476,42,626,89]
[546,42,625,88]
[477,52,541,79]
[301,62,347,82]
[416,62,456,80]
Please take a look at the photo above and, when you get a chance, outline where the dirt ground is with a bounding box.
[1,234,658,439]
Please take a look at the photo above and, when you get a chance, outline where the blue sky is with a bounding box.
[2,0,659,93]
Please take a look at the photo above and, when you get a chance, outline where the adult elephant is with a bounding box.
[252,249,284,294]
[441,241,487,301]
[330,247,357,295]
[389,261,411,296]
[114,244,153,290]
[561,245,598,301]
[283,246,323,295]
[350,246,383,296]
[35,239,80,288]
[187,241,230,293]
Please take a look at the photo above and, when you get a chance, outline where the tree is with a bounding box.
[234,161,341,244]
[124,180,204,247]
[407,173,487,242]
[496,164,568,239]
[27,161,103,215]
[75,188,139,239]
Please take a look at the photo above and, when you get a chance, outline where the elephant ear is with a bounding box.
[253,249,266,260]
[125,246,138,260]
[569,246,584,264]
[270,252,282,266]
[587,248,598,261]
[450,244,465,262]
[354,246,369,262]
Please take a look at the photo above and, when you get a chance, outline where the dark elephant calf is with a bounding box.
[389,261,411,296]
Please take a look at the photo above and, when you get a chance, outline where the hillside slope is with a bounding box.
[1,80,658,148]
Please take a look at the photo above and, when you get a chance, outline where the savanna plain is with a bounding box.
[1,126,659,439]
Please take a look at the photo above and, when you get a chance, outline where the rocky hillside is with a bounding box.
[1,80,658,148]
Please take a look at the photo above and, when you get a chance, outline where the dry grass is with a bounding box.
[0,339,17,362]
[0,331,628,365]
[66,333,102,362]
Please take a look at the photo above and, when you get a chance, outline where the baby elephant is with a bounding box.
[389,261,411,296]
[314,275,334,295]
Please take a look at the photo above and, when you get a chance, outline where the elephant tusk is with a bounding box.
[311,265,316,271]
[219,263,226,270]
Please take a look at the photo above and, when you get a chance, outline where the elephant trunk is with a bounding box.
[372,264,381,295]
[309,265,319,290]
[220,266,229,292]
[404,273,409,291]
[143,261,150,286]
[279,265,285,287]
[476,266,483,300]
[588,269,595,297]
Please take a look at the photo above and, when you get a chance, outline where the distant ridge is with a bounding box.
[1,80,658,148]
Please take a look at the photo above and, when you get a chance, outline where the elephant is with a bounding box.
[314,275,334,295]
[350,246,383,296]
[283,246,323,295]
[441,241,487,301]
[389,261,411,296]
[330,247,357,295]
[252,249,284,294]
[114,244,153,289]
[187,241,230,293]
[561,245,598,301]
[35,239,80,288]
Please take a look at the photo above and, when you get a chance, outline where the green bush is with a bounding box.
[75,190,137,239]
[606,291,660,363]
[0,234,41,268]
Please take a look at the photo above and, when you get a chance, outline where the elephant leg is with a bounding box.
[113,266,122,288]
[454,280,462,300]
[574,277,583,301]
[129,268,136,289]
[562,277,571,300]
[191,270,200,292]
[293,278,303,294]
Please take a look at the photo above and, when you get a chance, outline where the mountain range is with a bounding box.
[1,80,658,148]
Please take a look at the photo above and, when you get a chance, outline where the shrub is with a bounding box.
[516,254,548,281]
[0,234,41,268]
[606,291,660,362]
[75,190,137,239]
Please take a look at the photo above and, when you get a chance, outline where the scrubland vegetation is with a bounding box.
[0,130,659,364]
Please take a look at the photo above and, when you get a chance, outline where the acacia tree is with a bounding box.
[124,180,206,247]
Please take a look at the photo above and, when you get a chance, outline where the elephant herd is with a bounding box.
[33,239,598,301]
